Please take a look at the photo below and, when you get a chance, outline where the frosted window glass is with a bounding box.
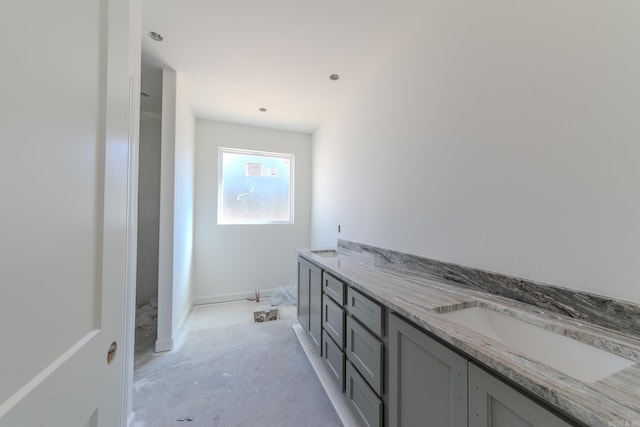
[218,148,294,224]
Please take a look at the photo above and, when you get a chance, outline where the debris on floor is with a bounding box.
[136,297,157,335]
[132,301,340,426]
[246,289,262,302]
[253,308,279,323]
[176,416,194,421]
[269,284,296,306]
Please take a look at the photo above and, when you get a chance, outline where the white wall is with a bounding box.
[194,120,311,303]
[136,112,161,306]
[312,0,640,304]
[172,74,196,334]
[156,70,196,351]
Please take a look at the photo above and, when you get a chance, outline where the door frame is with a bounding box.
[122,0,142,425]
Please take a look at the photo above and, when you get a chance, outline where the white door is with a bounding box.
[0,1,138,426]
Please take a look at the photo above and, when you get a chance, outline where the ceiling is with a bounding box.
[141,0,428,133]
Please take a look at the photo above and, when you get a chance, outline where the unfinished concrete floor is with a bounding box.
[133,300,342,426]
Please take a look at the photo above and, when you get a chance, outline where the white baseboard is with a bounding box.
[171,303,193,350]
[292,323,360,427]
[153,303,193,353]
[175,303,192,338]
[194,288,276,306]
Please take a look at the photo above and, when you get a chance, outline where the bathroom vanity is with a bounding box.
[296,241,640,427]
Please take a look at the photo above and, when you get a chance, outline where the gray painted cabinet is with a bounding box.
[346,287,385,427]
[346,361,384,427]
[323,295,346,347]
[346,316,384,396]
[389,313,575,427]
[388,313,468,427]
[297,257,322,352]
[468,363,572,427]
[323,330,346,391]
[348,287,384,336]
[297,258,310,331]
[324,272,346,304]
[321,272,347,393]
[309,264,322,350]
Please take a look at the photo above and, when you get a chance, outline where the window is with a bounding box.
[218,147,294,224]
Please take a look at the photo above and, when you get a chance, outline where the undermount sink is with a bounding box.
[310,249,339,258]
[439,305,635,383]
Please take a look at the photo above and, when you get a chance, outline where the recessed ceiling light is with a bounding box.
[148,31,163,42]
[259,107,267,112]
[140,92,150,98]
[329,73,340,81]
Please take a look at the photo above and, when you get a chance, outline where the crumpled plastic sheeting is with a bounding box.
[270,284,297,306]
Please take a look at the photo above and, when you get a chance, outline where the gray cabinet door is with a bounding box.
[468,363,573,427]
[388,313,468,427]
[309,263,323,351]
[297,258,310,331]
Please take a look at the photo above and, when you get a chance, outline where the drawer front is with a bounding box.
[322,331,345,392]
[347,287,384,337]
[323,272,345,304]
[346,362,383,427]
[346,316,383,396]
[323,295,345,347]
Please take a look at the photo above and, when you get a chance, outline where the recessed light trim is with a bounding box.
[329,73,340,81]
[148,31,163,42]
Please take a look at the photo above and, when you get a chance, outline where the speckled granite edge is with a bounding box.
[338,239,640,338]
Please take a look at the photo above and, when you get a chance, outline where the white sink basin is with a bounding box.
[310,249,339,258]
[440,306,635,383]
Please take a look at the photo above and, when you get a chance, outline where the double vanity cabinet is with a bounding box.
[297,255,575,427]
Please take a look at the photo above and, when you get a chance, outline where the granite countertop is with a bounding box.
[297,246,640,427]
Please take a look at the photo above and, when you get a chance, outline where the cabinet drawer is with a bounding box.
[347,287,384,337]
[346,362,383,427]
[346,316,383,396]
[323,294,345,347]
[322,331,345,392]
[323,272,345,304]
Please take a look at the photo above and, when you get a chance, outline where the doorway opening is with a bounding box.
[135,59,163,358]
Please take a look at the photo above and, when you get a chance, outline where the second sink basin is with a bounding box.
[439,305,635,383]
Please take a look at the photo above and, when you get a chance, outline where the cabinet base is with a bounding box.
[292,323,362,427]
